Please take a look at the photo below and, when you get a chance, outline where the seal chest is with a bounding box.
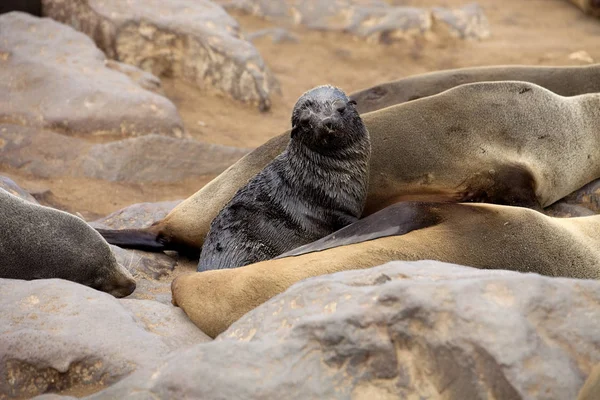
[198,85,371,271]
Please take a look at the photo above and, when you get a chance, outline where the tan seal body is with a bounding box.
[132,81,600,252]
[578,363,600,400]
[351,64,600,114]
[0,189,136,298]
[171,201,600,338]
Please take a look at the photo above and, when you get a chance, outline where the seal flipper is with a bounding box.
[96,228,167,252]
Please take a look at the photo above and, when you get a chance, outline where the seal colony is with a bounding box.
[99,80,600,254]
[197,85,370,271]
[0,189,136,298]
[171,201,600,338]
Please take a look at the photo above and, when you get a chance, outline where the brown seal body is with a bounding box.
[198,85,370,271]
[350,64,600,114]
[0,189,136,298]
[171,201,600,337]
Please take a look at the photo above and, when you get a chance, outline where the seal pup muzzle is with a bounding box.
[197,85,371,271]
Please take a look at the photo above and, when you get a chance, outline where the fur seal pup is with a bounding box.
[171,201,600,337]
[350,64,600,114]
[0,189,136,298]
[197,85,370,271]
[98,80,600,254]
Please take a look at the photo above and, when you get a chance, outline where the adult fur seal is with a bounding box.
[197,85,370,271]
[350,64,600,114]
[0,189,136,297]
[98,80,600,254]
[171,201,600,337]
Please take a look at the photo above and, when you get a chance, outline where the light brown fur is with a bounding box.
[172,202,600,338]
[152,81,600,251]
[351,64,600,114]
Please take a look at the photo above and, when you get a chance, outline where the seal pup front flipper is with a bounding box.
[96,227,168,252]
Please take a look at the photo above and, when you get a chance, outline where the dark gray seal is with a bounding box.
[0,188,136,297]
[197,85,371,271]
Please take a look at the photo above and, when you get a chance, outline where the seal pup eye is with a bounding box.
[298,108,311,124]
[348,100,357,106]
[333,100,346,114]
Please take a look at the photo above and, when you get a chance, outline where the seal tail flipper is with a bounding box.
[96,228,167,252]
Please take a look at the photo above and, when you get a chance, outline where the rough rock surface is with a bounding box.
[90,200,182,230]
[80,135,248,183]
[110,245,189,305]
[0,12,184,138]
[42,0,279,110]
[89,201,197,304]
[71,261,599,399]
[431,3,490,39]
[216,0,490,43]
[247,28,299,43]
[0,176,37,204]
[0,125,248,183]
[0,278,210,399]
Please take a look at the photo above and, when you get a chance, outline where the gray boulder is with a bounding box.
[0,278,210,399]
[431,3,490,40]
[80,135,249,183]
[216,0,490,43]
[92,201,196,304]
[0,12,184,138]
[0,175,37,203]
[0,125,248,183]
[90,200,182,230]
[110,246,199,305]
[42,0,279,110]
[80,261,599,399]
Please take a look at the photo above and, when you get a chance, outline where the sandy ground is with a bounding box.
[2,0,600,219]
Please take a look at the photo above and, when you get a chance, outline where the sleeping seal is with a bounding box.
[350,64,600,114]
[0,189,136,297]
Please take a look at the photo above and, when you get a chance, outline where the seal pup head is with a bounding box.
[290,85,366,151]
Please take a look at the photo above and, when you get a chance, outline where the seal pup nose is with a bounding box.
[317,116,339,133]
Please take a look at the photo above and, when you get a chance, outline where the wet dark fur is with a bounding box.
[197,85,371,271]
[95,228,168,252]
